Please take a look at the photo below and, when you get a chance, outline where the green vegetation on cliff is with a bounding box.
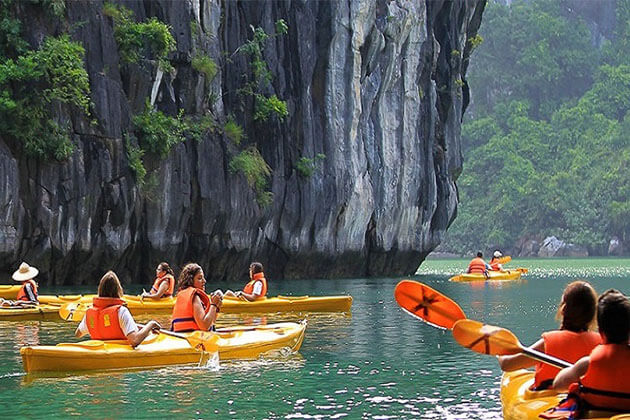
[0,0,90,161]
[443,0,630,255]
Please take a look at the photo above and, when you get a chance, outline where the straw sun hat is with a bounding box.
[12,262,39,281]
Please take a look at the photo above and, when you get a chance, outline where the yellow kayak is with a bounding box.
[56,294,353,319]
[501,370,630,420]
[0,304,61,321]
[449,268,528,282]
[0,285,21,299]
[21,321,306,373]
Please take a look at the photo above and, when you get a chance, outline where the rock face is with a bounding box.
[608,236,624,256]
[0,0,485,284]
[538,236,588,258]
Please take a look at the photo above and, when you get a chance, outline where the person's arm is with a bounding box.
[192,294,222,331]
[497,338,543,371]
[118,306,160,347]
[75,316,89,338]
[141,281,169,299]
[553,356,590,391]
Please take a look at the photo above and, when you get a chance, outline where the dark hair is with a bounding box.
[177,263,202,291]
[97,271,123,298]
[597,289,630,344]
[476,251,483,258]
[558,281,597,332]
[250,262,264,274]
[157,262,174,276]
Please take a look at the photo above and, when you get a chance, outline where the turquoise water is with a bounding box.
[1,258,629,418]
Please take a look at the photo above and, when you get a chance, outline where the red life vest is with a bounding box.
[489,258,501,271]
[532,330,601,389]
[171,287,210,332]
[85,297,127,340]
[467,257,487,274]
[243,272,267,299]
[579,343,630,411]
[150,273,175,297]
[16,280,38,302]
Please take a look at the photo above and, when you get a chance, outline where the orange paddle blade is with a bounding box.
[394,280,466,329]
[186,331,219,352]
[452,319,523,356]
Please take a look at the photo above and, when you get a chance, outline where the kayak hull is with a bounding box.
[501,370,630,420]
[0,285,21,299]
[21,321,306,373]
[55,294,353,318]
[0,305,61,321]
[450,268,526,282]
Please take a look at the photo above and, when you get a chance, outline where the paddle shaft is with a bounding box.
[137,323,187,341]
[521,346,571,369]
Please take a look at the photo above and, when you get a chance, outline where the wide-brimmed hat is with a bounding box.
[493,250,503,258]
[12,262,39,281]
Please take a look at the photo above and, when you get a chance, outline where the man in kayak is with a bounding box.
[466,252,491,277]
[75,271,161,348]
[0,262,39,307]
[222,262,268,302]
[489,251,506,272]
[171,263,223,332]
[552,289,630,412]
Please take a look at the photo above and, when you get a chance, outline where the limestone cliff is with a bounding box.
[0,0,485,284]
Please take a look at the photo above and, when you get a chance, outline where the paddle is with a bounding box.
[451,319,571,369]
[143,325,219,353]
[394,280,466,330]
[496,256,512,264]
[58,301,87,321]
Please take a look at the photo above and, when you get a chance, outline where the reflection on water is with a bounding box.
[1,259,629,417]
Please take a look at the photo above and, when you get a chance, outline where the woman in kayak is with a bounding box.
[552,289,630,411]
[222,262,268,302]
[75,271,161,347]
[498,281,601,390]
[141,262,175,299]
[171,263,223,332]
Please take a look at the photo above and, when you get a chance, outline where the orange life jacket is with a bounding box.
[16,280,38,302]
[85,297,127,340]
[171,287,210,332]
[579,343,630,411]
[467,257,487,274]
[150,273,175,297]
[532,330,601,390]
[243,272,267,299]
[489,258,502,271]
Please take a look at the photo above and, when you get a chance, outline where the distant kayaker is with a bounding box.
[171,263,223,332]
[498,281,600,390]
[141,262,175,299]
[75,271,161,348]
[0,262,39,307]
[466,252,491,276]
[222,262,268,302]
[489,250,505,271]
[552,289,630,411]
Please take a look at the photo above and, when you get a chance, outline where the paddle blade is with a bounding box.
[59,302,88,322]
[394,280,466,330]
[186,331,219,352]
[452,319,523,356]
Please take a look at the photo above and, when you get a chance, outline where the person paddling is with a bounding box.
[466,251,491,277]
[222,262,268,302]
[75,271,161,348]
[171,263,223,332]
[489,250,505,272]
[0,262,40,307]
[498,281,601,390]
[552,289,630,411]
[141,262,175,299]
